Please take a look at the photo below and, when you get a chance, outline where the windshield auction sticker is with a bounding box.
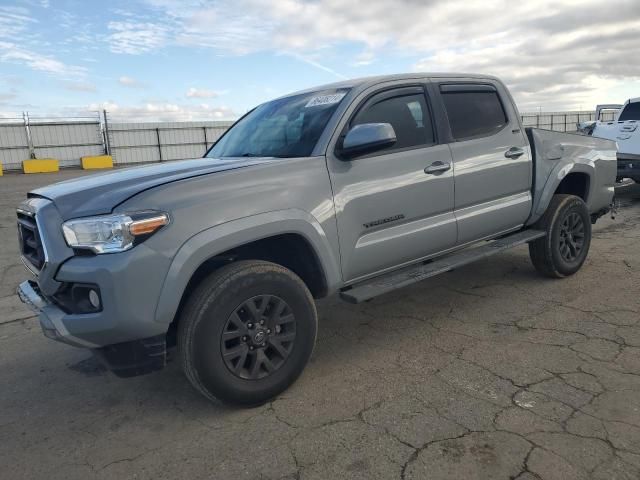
[305,93,346,108]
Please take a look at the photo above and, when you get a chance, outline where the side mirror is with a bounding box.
[339,123,396,159]
[576,121,596,136]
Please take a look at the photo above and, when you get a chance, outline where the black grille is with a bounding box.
[17,211,45,271]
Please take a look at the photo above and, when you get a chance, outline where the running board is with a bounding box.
[339,229,546,304]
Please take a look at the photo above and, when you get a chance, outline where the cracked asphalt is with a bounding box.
[1,170,640,480]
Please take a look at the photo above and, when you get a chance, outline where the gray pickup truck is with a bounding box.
[17,73,616,405]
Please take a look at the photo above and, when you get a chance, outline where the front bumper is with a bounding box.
[17,237,172,346]
[17,280,99,348]
[16,198,173,377]
[617,153,640,180]
[17,279,167,377]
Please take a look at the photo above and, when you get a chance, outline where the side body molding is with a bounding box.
[153,209,343,325]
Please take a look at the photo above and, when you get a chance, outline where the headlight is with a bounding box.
[62,211,169,254]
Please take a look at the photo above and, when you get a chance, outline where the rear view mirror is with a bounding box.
[339,123,396,159]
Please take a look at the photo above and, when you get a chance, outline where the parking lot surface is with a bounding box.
[1,170,640,480]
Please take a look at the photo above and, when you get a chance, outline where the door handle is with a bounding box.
[424,161,451,175]
[505,147,525,159]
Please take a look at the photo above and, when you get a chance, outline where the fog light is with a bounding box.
[88,289,101,309]
[53,283,102,314]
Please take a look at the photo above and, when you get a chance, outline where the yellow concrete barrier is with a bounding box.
[23,159,59,174]
[0,161,3,176]
[81,155,113,170]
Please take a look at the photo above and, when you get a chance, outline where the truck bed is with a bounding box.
[525,128,617,224]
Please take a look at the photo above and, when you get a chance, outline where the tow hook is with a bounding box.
[610,197,619,220]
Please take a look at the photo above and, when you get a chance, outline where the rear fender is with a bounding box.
[528,162,594,225]
[526,128,616,225]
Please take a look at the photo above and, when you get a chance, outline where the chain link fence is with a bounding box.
[105,113,233,166]
[0,116,31,169]
[0,112,103,170]
[520,110,617,132]
[0,109,619,171]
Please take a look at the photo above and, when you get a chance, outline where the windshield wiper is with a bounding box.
[236,153,298,158]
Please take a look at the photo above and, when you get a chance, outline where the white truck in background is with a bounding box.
[578,98,640,182]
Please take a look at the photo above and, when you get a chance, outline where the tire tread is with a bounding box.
[177,260,316,405]
[529,194,590,278]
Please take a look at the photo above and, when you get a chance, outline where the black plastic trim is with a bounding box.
[51,282,102,314]
[92,334,166,378]
[440,83,497,93]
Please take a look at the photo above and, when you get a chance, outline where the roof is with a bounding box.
[277,72,502,100]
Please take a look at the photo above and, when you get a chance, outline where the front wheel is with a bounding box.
[529,194,592,278]
[178,260,317,406]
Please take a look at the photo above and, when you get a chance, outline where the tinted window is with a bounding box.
[618,102,640,121]
[441,89,507,140]
[207,89,349,158]
[351,93,434,152]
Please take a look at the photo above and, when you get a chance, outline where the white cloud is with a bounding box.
[89,101,236,122]
[0,92,17,104]
[63,81,96,93]
[186,87,219,98]
[352,50,375,67]
[143,0,640,110]
[118,75,143,87]
[0,41,86,78]
[0,5,37,39]
[176,1,275,55]
[107,21,169,54]
[279,52,347,79]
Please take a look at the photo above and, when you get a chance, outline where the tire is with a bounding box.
[178,260,317,406]
[529,194,592,278]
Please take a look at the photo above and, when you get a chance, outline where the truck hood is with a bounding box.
[30,157,277,220]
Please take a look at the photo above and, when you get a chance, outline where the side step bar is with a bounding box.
[339,229,546,304]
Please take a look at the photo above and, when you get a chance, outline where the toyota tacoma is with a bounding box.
[17,74,616,405]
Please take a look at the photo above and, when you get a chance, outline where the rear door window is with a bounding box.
[440,86,508,140]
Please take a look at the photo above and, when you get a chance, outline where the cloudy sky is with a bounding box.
[1,0,639,120]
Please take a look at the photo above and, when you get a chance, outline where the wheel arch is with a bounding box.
[554,171,590,202]
[154,209,342,327]
[527,163,594,225]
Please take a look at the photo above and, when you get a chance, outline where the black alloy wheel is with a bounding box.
[178,260,317,406]
[221,295,296,380]
[558,212,586,262]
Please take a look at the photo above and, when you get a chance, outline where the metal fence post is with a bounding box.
[24,111,35,159]
[156,128,163,161]
[102,110,111,156]
[203,126,208,152]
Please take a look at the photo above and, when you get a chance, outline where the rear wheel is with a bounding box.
[178,260,317,406]
[529,194,591,278]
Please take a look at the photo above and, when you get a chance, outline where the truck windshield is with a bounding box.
[618,102,640,121]
[207,89,350,158]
